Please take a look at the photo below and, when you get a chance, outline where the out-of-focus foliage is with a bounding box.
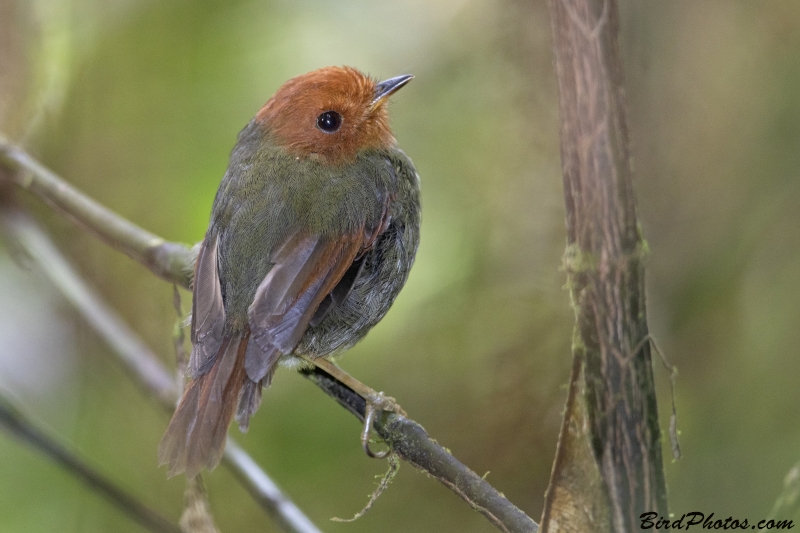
[0,0,798,531]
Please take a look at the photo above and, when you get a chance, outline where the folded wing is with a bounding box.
[237,231,365,428]
[188,233,225,378]
[161,209,390,475]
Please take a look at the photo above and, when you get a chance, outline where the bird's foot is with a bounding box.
[363,390,405,417]
[360,391,405,459]
[304,356,405,459]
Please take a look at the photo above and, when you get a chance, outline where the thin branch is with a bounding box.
[180,476,221,533]
[0,136,538,533]
[0,206,177,405]
[303,368,538,533]
[0,205,322,533]
[0,391,181,533]
[0,133,194,288]
[224,440,323,533]
[769,460,800,522]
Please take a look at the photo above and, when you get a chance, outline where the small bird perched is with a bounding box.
[159,66,420,478]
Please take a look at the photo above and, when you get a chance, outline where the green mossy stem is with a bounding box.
[302,367,538,533]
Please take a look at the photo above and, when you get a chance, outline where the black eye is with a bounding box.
[316,111,342,133]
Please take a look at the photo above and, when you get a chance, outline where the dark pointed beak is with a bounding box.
[372,74,414,108]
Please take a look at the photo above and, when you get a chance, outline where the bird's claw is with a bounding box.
[360,391,404,459]
[364,391,405,416]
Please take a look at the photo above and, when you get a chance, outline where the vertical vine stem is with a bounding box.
[542,0,669,530]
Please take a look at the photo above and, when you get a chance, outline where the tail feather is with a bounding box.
[235,378,263,433]
[158,333,249,478]
[235,357,283,432]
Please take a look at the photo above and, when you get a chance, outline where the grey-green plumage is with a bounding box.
[159,66,420,478]
[212,120,420,335]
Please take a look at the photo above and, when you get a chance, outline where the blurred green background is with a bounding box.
[1,0,799,531]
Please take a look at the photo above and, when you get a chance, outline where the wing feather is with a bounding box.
[189,233,225,378]
[244,232,363,383]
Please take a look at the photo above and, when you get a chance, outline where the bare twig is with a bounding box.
[0,133,194,287]
[769,460,800,522]
[647,336,681,460]
[0,206,322,533]
[0,136,538,533]
[180,476,221,533]
[0,206,177,404]
[0,391,181,533]
[224,440,323,533]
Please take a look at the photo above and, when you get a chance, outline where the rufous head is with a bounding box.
[256,66,412,165]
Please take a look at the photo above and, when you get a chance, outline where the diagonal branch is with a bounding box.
[0,133,194,288]
[0,205,322,533]
[0,137,538,533]
[769,460,800,522]
[0,391,181,533]
[303,368,538,533]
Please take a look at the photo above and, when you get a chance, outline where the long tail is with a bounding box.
[158,333,249,478]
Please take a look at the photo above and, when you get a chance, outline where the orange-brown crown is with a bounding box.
[256,66,405,165]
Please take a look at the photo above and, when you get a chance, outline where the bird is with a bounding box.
[158,66,420,478]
